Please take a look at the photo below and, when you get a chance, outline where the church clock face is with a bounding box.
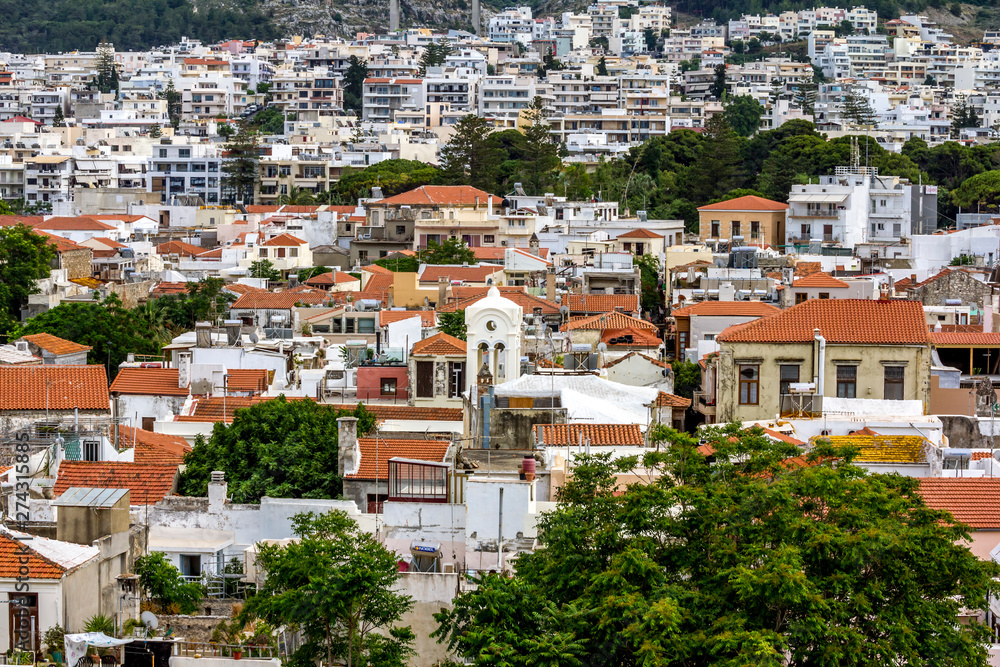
[486,320,497,332]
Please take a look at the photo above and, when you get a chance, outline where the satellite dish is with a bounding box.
[559,305,569,316]
[597,342,608,352]
[141,611,159,630]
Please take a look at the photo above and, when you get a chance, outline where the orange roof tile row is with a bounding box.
[917,478,1000,529]
[930,332,1000,346]
[564,293,640,314]
[616,228,664,239]
[671,301,779,318]
[656,391,692,408]
[261,232,307,247]
[792,272,850,289]
[717,299,928,345]
[696,195,788,212]
[438,288,558,315]
[54,461,178,504]
[411,332,466,356]
[380,310,437,328]
[346,438,450,480]
[110,368,189,396]
[20,333,91,356]
[231,291,315,310]
[118,426,192,466]
[0,534,67,579]
[0,366,108,411]
[419,265,504,285]
[224,369,270,393]
[156,240,203,256]
[535,423,644,446]
[374,185,503,207]
[601,328,662,347]
[563,311,657,332]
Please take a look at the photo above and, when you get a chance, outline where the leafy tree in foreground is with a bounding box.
[343,56,368,114]
[437,310,467,340]
[440,114,502,193]
[421,238,476,265]
[437,427,998,666]
[723,94,764,137]
[221,121,260,205]
[178,397,377,502]
[373,255,420,273]
[670,358,701,398]
[242,511,414,667]
[0,224,55,337]
[249,259,281,281]
[135,552,203,614]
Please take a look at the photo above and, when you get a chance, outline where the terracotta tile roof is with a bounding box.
[54,462,177,504]
[224,369,269,393]
[438,289,558,315]
[602,327,662,347]
[762,428,806,446]
[110,368,189,396]
[971,451,995,461]
[0,366,108,411]
[616,228,663,239]
[0,215,44,228]
[655,391,692,408]
[717,299,928,345]
[327,405,464,422]
[20,333,91,356]
[821,435,927,463]
[231,291,311,310]
[373,185,503,207]
[0,532,80,579]
[346,438,450,480]
[603,351,669,369]
[176,396,463,424]
[696,195,788,212]
[930,332,1000,346]
[151,282,191,297]
[894,276,913,291]
[535,423,644,446]
[118,426,191,465]
[411,332,466,356]
[261,233,306,246]
[38,216,116,231]
[671,301,779,318]
[565,294,640,314]
[224,283,268,296]
[380,310,436,328]
[563,311,657,332]
[419,265,504,285]
[792,272,850,289]
[197,248,224,259]
[305,271,358,286]
[916,478,1000,529]
[450,285,524,300]
[936,324,983,333]
[362,264,394,276]
[37,231,87,254]
[156,240,203,256]
[794,262,823,277]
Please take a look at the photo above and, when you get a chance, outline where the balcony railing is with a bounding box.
[779,393,822,418]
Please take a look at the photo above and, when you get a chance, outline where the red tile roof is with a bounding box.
[717,299,928,345]
[655,391,692,408]
[0,366,108,411]
[261,233,306,246]
[792,272,850,289]
[224,283,268,296]
[224,369,269,393]
[438,288,558,315]
[54,462,178,504]
[305,271,358,286]
[374,185,503,207]
[151,282,192,297]
[175,396,462,423]
[231,291,313,310]
[930,332,1000,346]
[565,294,640,314]
[156,240,203,256]
[346,438,450,480]
[411,332,466,356]
[419,265,504,285]
[118,426,191,465]
[0,533,71,579]
[916,478,1000,529]
[564,311,657,332]
[602,327,662,347]
[110,368,189,396]
[794,262,823,277]
[37,231,87,254]
[535,423,643,446]
[20,333,91,356]
[38,216,116,231]
[617,228,663,239]
[380,310,436,328]
[697,195,788,212]
[671,301,779,318]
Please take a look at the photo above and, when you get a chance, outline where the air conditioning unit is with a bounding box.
[501,240,507,246]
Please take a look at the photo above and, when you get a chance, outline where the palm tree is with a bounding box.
[277,186,316,206]
[133,298,173,346]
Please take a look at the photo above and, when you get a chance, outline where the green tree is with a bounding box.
[343,56,367,114]
[249,259,281,281]
[152,278,234,332]
[951,170,1000,210]
[643,27,657,52]
[221,121,259,205]
[94,43,119,94]
[951,93,981,138]
[437,429,999,666]
[178,397,377,502]
[297,266,332,282]
[671,358,701,398]
[596,55,608,76]
[710,63,728,100]
[134,552,203,614]
[13,293,157,377]
[841,85,878,129]
[635,253,662,318]
[440,114,501,193]
[252,107,284,135]
[373,255,420,273]
[51,104,65,127]
[418,39,451,76]
[437,310,467,340]
[241,511,415,667]
[276,185,316,205]
[520,96,561,195]
[0,224,55,337]
[951,254,976,266]
[331,159,442,204]
[723,95,763,137]
[682,113,740,204]
[421,238,476,265]
[160,79,182,129]
[149,123,162,138]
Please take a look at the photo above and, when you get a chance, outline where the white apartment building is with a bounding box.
[147,140,223,204]
[489,7,535,44]
[479,75,536,127]
[361,77,424,122]
[588,4,620,38]
[24,155,73,204]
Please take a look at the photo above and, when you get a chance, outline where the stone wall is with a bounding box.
[489,407,566,449]
[910,270,991,308]
[60,248,94,280]
[108,280,155,309]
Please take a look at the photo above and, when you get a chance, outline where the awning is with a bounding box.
[65,633,133,667]
[790,193,848,203]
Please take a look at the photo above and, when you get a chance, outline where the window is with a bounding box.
[779,364,799,395]
[259,248,268,258]
[448,362,466,398]
[731,221,741,238]
[179,554,201,578]
[801,223,811,237]
[795,292,807,304]
[289,248,298,258]
[836,365,857,398]
[884,366,904,400]
[710,221,720,237]
[818,292,830,299]
[396,225,406,235]
[750,220,760,236]
[739,364,759,404]
[416,361,434,398]
[83,440,100,462]
[381,377,398,396]
[484,235,495,244]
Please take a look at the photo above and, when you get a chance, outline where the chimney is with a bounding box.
[337,416,360,477]
[195,321,212,348]
[208,470,228,512]
[178,351,192,389]
[438,275,449,306]
[546,265,556,301]
[474,196,480,210]
[910,273,917,285]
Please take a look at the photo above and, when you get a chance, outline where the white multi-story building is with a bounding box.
[489,7,535,44]
[146,140,223,204]
[479,75,536,127]
[362,77,424,122]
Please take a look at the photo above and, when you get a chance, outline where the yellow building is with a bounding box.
[366,185,503,251]
[706,299,931,423]
[697,194,788,248]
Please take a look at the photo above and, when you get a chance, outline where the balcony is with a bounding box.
[779,393,822,418]
[693,390,715,416]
